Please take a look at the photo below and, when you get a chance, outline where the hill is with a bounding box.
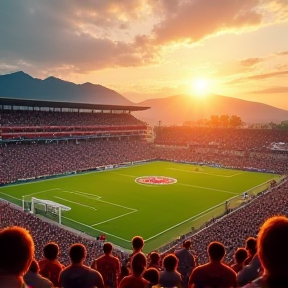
[135,94,288,125]
[0,71,133,106]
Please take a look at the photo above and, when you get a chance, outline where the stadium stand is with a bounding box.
[1,99,288,287]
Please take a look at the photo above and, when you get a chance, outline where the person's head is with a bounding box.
[131,252,147,276]
[143,268,159,285]
[183,240,192,249]
[0,226,34,276]
[131,236,144,252]
[149,252,160,265]
[103,242,113,254]
[163,254,178,271]
[208,241,225,262]
[234,248,248,264]
[43,242,59,261]
[245,237,257,255]
[28,260,39,273]
[69,243,86,264]
[258,216,288,277]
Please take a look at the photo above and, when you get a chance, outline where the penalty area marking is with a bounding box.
[56,189,138,226]
[54,196,97,211]
[168,168,243,178]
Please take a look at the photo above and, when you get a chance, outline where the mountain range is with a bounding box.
[1,71,288,125]
[0,71,132,106]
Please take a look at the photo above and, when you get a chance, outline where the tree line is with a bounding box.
[184,115,243,128]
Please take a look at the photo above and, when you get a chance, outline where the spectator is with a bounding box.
[143,267,160,286]
[243,216,288,287]
[119,252,150,288]
[189,241,237,288]
[91,242,120,288]
[147,252,161,270]
[24,259,53,288]
[159,254,182,288]
[38,242,64,287]
[128,235,145,267]
[59,243,104,288]
[231,248,248,273]
[244,237,257,265]
[175,239,196,288]
[0,226,34,288]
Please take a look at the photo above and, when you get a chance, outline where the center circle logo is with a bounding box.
[135,176,177,185]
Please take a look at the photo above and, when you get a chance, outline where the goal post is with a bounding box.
[23,197,71,224]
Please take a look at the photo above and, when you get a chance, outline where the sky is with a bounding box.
[0,0,288,109]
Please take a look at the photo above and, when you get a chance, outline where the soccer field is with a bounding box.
[0,161,279,252]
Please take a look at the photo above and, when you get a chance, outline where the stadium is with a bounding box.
[1,94,288,287]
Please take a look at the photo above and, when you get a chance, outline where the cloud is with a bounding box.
[0,0,158,75]
[229,70,288,84]
[251,87,288,93]
[152,0,265,45]
[247,70,288,80]
[240,58,263,67]
[0,0,288,76]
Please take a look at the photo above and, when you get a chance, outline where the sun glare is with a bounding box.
[191,78,209,97]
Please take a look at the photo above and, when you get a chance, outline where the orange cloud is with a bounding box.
[240,58,263,67]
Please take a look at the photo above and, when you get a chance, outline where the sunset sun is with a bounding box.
[191,78,209,97]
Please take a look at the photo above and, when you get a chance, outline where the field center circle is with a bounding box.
[135,176,177,185]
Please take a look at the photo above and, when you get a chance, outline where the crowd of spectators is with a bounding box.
[0,139,156,184]
[155,126,288,151]
[1,110,145,127]
[1,139,288,184]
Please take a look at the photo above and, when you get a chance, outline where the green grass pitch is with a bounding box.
[0,161,279,252]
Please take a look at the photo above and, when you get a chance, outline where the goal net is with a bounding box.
[23,197,71,224]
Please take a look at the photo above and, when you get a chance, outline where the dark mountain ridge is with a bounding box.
[0,71,133,106]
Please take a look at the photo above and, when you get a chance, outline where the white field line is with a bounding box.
[25,188,60,198]
[91,210,137,226]
[178,183,238,195]
[144,177,275,242]
[60,190,101,200]
[168,168,243,178]
[61,216,131,242]
[112,172,137,178]
[94,198,137,211]
[54,196,97,211]
[144,201,225,242]
[58,190,137,226]
[0,192,21,201]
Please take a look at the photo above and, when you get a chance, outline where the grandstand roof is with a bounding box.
[0,97,150,111]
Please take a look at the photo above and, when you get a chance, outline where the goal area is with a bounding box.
[23,197,71,224]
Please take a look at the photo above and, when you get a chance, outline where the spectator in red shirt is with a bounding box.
[0,226,34,288]
[189,241,237,288]
[91,242,120,288]
[38,242,65,287]
[119,252,150,288]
